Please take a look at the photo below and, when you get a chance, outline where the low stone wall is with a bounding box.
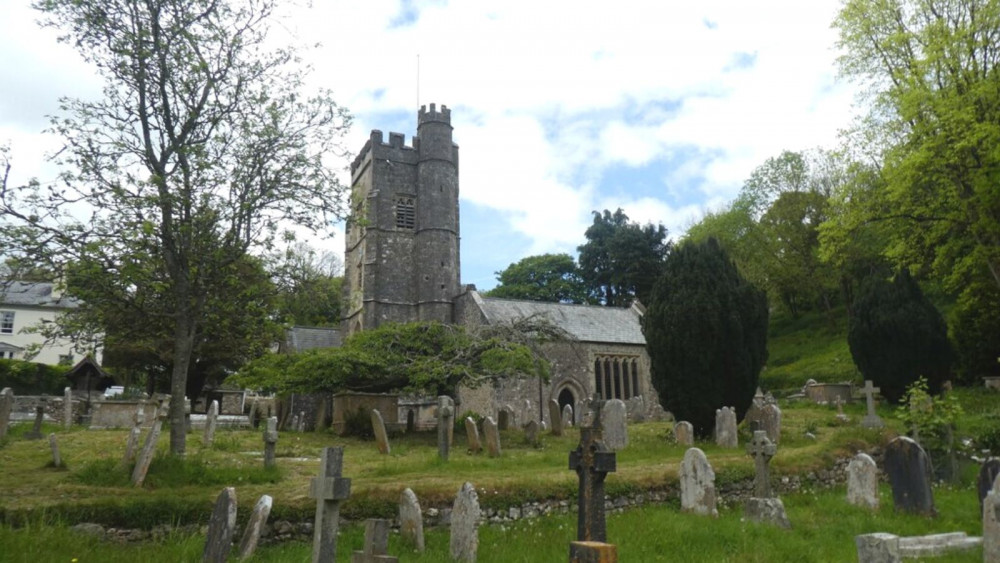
[89,400,158,429]
[10,394,87,426]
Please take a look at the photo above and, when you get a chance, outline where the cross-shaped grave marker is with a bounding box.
[747,430,777,498]
[568,426,617,542]
[351,518,398,563]
[861,380,885,429]
[310,446,352,563]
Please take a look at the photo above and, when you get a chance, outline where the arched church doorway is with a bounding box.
[557,388,575,412]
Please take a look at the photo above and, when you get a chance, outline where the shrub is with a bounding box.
[950,280,1000,385]
[342,406,374,440]
[0,359,68,395]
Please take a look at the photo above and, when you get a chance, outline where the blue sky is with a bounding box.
[0,0,858,291]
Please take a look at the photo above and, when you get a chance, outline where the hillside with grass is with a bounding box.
[761,308,859,394]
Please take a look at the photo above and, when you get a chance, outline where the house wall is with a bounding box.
[0,306,102,366]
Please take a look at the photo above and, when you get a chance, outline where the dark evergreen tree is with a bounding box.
[577,209,670,306]
[848,269,953,402]
[642,238,768,436]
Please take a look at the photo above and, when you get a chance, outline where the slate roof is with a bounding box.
[0,281,81,308]
[478,297,646,345]
[284,326,343,352]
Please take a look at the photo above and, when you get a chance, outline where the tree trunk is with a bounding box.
[169,313,196,456]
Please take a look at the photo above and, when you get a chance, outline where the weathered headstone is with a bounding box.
[371,409,391,455]
[483,416,501,457]
[569,427,617,542]
[855,532,902,563]
[450,482,480,563]
[203,400,219,448]
[628,395,646,423]
[0,387,13,440]
[497,407,512,431]
[437,396,454,461]
[601,399,627,451]
[25,404,45,440]
[760,403,781,444]
[524,420,539,446]
[569,541,619,562]
[310,447,352,563]
[202,487,237,563]
[291,413,300,432]
[745,388,765,431]
[131,405,167,486]
[263,416,278,469]
[984,474,1000,563]
[298,410,307,432]
[547,398,562,436]
[715,407,738,448]
[464,417,482,454]
[978,458,1000,515]
[237,494,272,561]
[563,404,574,428]
[847,452,879,509]
[351,518,398,563]
[861,380,885,429]
[680,447,717,517]
[674,421,694,446]
[745,430,790,528]
[48,433,62,468]
[399,488,425,552]
[63,387,73,429]
[884,436,936,516]
[123,403,146,465]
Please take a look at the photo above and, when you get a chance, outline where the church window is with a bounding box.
[0,311,13,334]
[593,354,642,400]
[395,197,415,229]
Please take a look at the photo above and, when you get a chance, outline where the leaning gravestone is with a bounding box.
[49,433,62,468]
[745,430,790,528]
[674,421,694,446]
[884,436,936,516]
[25,404,45,440]
[465,417,482,454]
[399,488,425,552]
[0,388,13,440]
[63,387,73,429]
[978,458,1000,515]
[237,494,272,561]
[122,404,146,465]
[680,447,718,517]
[202,487,237,563]
[450,482,480,563]
[984,474,1000,563]
[715,406,738,449]
[601,399,628,451]
[524,420,539,446]
[437,396,454,461]
[483,416,501,457]
[310,447,352,562]
[204,400,219,448]
[548,399,563,436]
[760,403,781,444]
[846,453,879,509]
[132,404,167,486]
[861,380,886,429]
[563,404,574,428]
[263,416,278,469]
[352,518,398,563]
[371,409,391,455]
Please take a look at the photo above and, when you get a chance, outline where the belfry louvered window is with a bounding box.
[395,197,415,229]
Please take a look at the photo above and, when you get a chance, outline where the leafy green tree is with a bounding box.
[577,209,670,306]
[950,277,1000,385]
[848,269,954,403]
[642,238,769,436]
[0,0,350,455]
[271,242,344,327]
[486,253,589,303]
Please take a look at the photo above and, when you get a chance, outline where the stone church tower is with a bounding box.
[342,104,461,335]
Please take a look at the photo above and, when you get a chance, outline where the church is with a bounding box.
[340,104,661,424]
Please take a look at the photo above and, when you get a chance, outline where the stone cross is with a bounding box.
[237,494,272,561]
[49,433,62,467]
[63,387,73,429]
[436,396,454,461]
[263,416,278,469]
[351,519,398,562]
[203,400,219,448]
[310,446,352,563]
[25,403,45,440]
[747,430,777,498]
[568,427,617,542]
[0,387,14,440]
[203,487,238,563]
[861,380,885,429]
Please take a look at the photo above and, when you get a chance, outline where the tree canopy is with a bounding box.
[577,209,670,306]
[486,253,589,304]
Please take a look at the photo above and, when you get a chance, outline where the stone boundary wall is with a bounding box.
[9,395,87,425]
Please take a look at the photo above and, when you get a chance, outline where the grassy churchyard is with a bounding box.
[1,388,997,561]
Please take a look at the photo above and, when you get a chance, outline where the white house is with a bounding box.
[0,281,103,366]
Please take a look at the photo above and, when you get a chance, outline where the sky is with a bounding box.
[0,0,859,291]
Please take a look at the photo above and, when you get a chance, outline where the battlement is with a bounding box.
[350,129,417,176]
[418,103,451,125]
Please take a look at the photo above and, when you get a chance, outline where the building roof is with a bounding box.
[478,297,646,345]
[284,326,343,353]
[0,281,81,308]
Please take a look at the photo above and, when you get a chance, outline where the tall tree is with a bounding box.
[642,237,769,436]
[271,242,344,327]
[577,209,670,306]
[0,0,350,455]
[486,253,589,304]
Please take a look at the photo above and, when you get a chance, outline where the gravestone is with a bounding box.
[674,421,694,446]
[861,380,885,429]
[680,447,718,517]
[291,414,300,433]
[483,416,501,457]
[715,406,738,448]
[132,405,167,486]
[745,430,790,528]
[25,404,45,440]
[846,453,879,509]
[628,395,646,423]
[202,487,237,563]
[497,407,512,431]
[49,433,62,468]
[569,427,617,542]
[203,400,219,448]
[984,474,1000,563]
[263,416,278,469]
[563,404,574,428]
[745,388,765,431]
[569,541,618,562]
[464,417,482,454]
[399,488,425,552]
[351,519,398,563]
[524,420,539,446]
[237,494,272,561]
[760,403,781,444]
[855,533,902,563]
[978,458,1000,515]
[371,409,391,455]
[549,399,563,436]
[310,447,352,562]
[884,436,936,516]
[601,399,628,451]
[437,396,454,461]
[63,387,73,429]
[123,425,142,465]
[0,388,13,440]
[450,482,480,563]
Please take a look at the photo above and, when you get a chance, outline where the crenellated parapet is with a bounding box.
[350,129,419,177]
[418,103,451,125]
